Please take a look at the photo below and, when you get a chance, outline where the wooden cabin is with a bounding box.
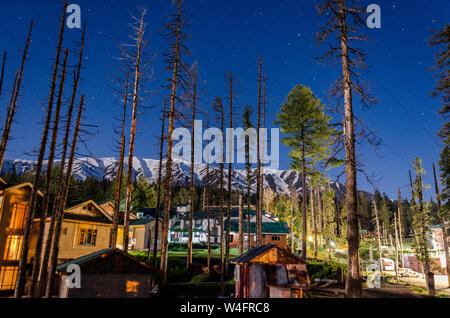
[0,183,43,294]
[30,200,115,263]
[56,248,161,298]
[227,220,290,249]
[232,244,310,298]
[129,217,162,251]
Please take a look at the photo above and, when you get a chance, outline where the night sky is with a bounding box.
[0,0,448,200]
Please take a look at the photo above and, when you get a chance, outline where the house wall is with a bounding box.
[229,232,287,249]
[0,186,37,292]
[62,274,157,298]
[30,219,113,263]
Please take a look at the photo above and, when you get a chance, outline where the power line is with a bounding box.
[376,78,442,148]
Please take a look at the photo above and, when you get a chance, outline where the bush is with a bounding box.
[190,273,209,283]
[307,260,346,282]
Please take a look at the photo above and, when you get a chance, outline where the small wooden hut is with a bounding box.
[56,248,160,298]
[231,244,310,298]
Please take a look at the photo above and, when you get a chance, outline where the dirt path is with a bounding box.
[310,282,424,298]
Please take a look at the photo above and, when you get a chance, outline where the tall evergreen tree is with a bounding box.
[274,85,335,260]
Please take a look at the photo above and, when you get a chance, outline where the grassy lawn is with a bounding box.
[130,247,241,261]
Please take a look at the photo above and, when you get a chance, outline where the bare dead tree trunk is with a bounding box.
[372,200,383,275]
[30,49,69,297]
[256,56,262,246]
[187,64,199,270]
[151,98,167,265]
[238,194,244,255]
[394,207,400,283]
[38,25,85,297]
[14,2,67,297]
[0,51,5,97]
[218,99,225,285]
[45,94,84,298]
[112,72,129,249]
[0,22,33,171]
[433,162,450,286]
[225,71,234,274]
[123,9,147,254]
[206,161,211,276]
[161,0,189,284]
[397,188,405,268]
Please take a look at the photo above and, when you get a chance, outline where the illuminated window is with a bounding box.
[0,266,18,291]
[126,280,139,294]
[78,228,97,246]
[3,235,23,261]
[9,203,28,229]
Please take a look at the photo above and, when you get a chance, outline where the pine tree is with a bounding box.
[274,85,335,260]
[316,0,377,297]
[411,158,435,296]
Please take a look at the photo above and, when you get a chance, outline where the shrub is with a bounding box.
[307,260,346,282]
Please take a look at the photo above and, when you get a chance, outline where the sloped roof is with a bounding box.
[231,245,277,263]
[56,248,160,273]
[231,244,305,265]
[65,200,112,221]
[226,220,290,234]
[130,217,155,226]
[0,182,44,197]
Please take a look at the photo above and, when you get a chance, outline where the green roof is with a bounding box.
[225,220,290,234]
[169,227,202,233]
[130,217,155,226]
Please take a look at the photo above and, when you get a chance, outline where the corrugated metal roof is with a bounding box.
[231,244,277,263]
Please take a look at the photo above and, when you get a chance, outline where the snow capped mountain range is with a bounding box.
[1,157,347,196]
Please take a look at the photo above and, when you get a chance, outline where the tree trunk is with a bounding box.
[0,51,6,97]
[433,163,450,287]
[151,98,166,266]
[397,188,405,268]
[14,3,67,297]
[256,56,262,245]
[0,22,33,171]
[225,71,233,274]
[112,72,129,249]
[160,1,188,285]
[372,200,384,275]
[30,49,69,297]
[123,11,146,254]
[394,208,400,283]
[238,194,244,255]
[338,0,361,297]
[38,25,85,296]
[45,94,84,297]
[310,187,317,258]
[300,138,307,260]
